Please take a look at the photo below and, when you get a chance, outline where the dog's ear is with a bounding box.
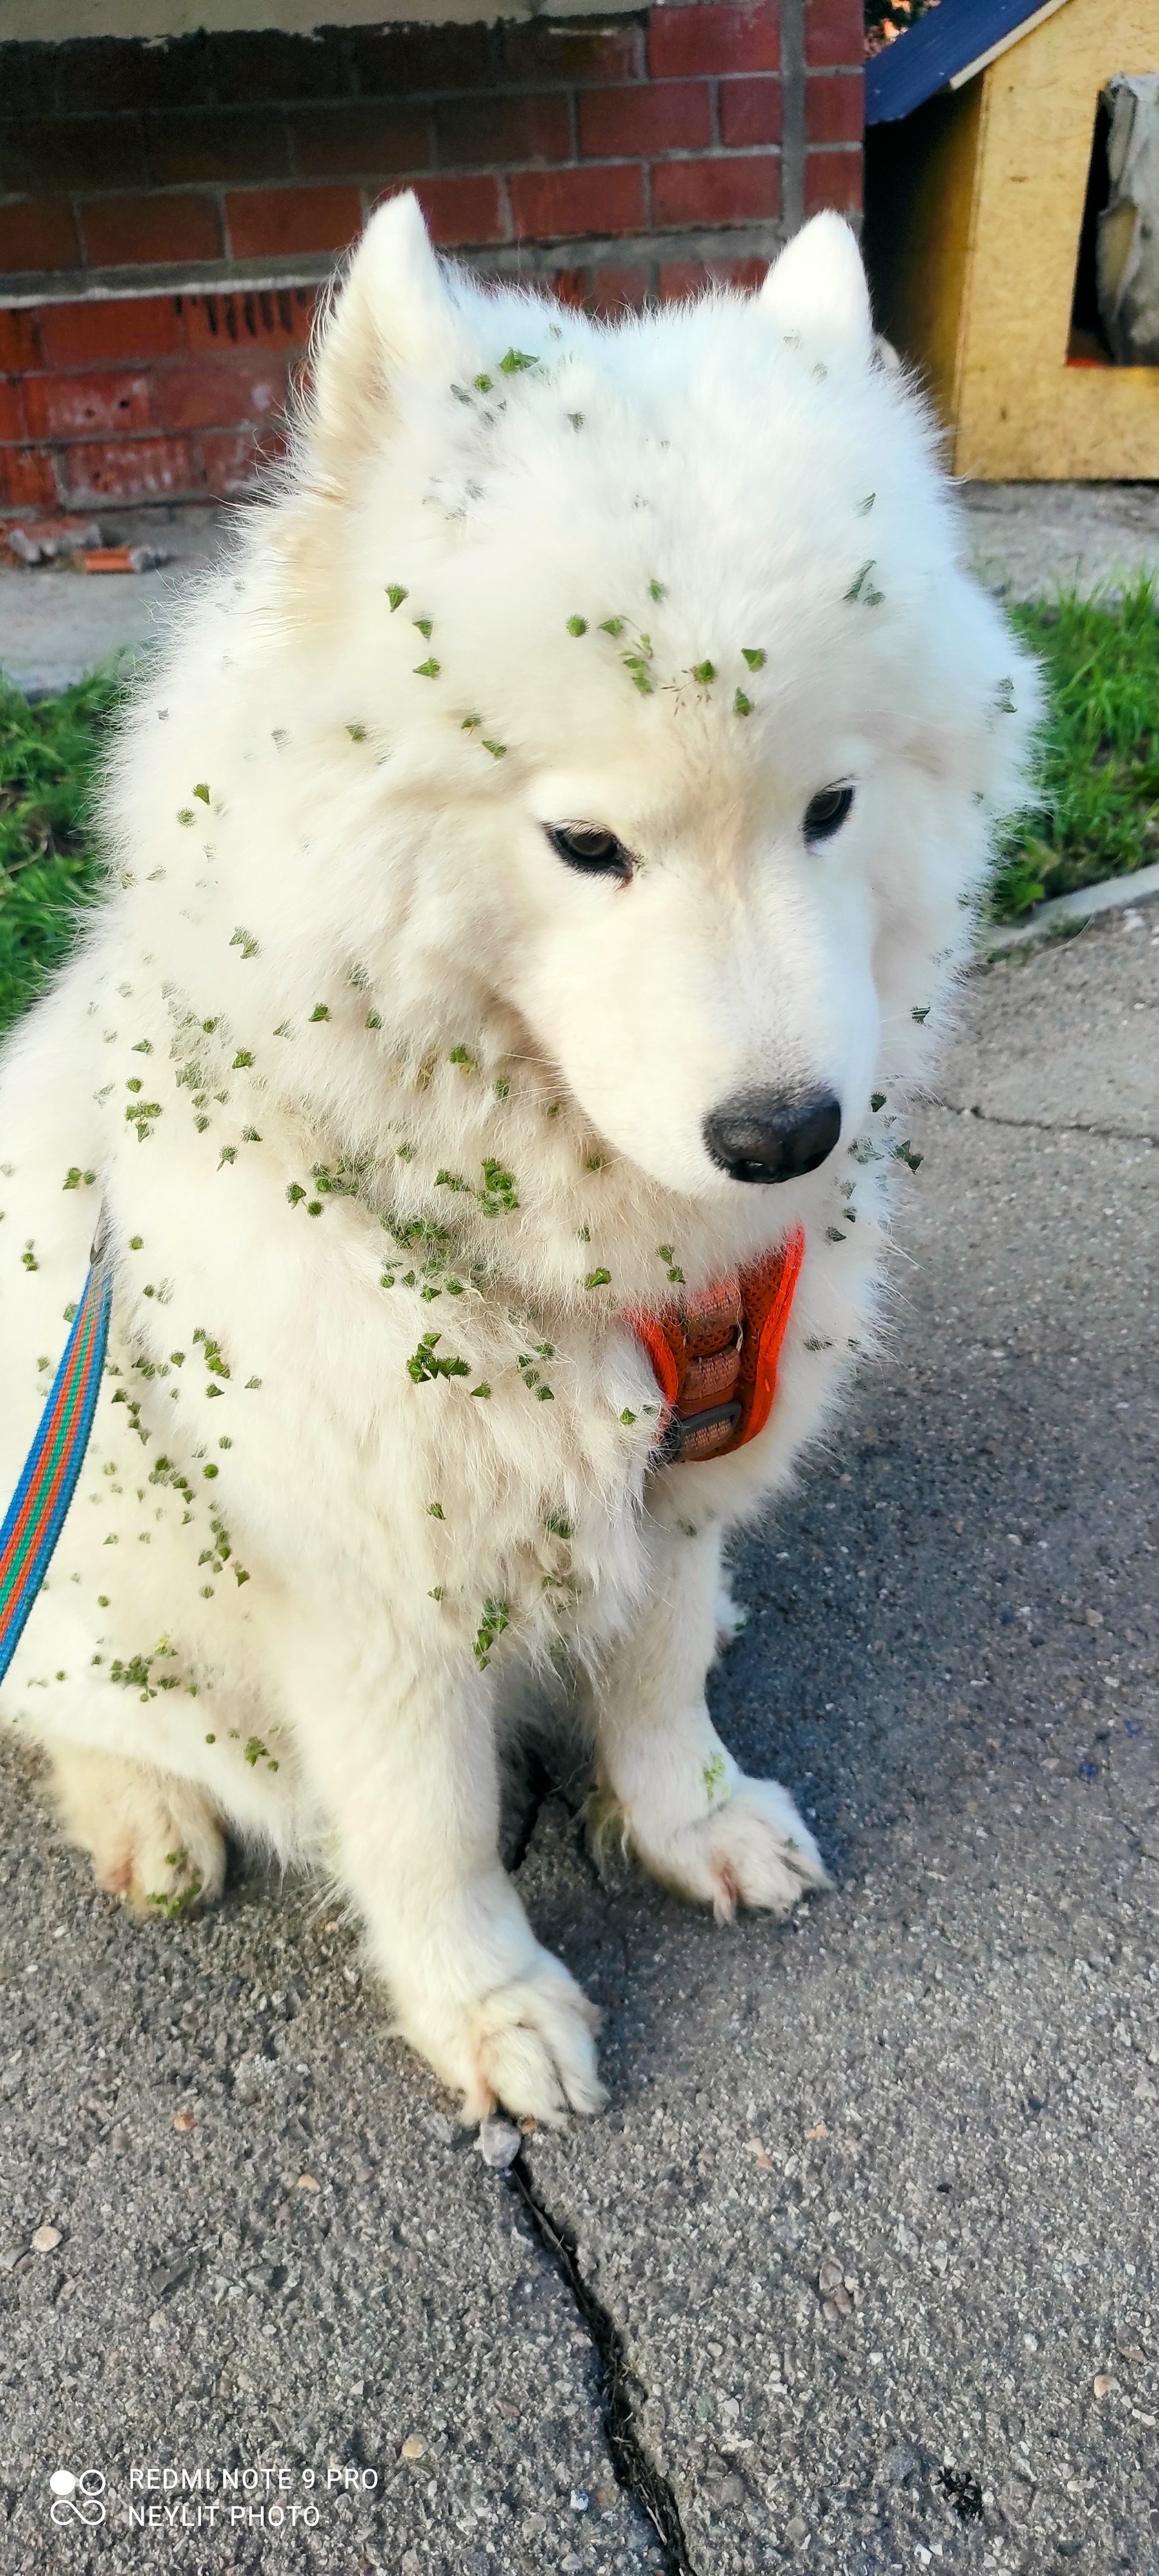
[308,192,455,475]
[758,212,874,364]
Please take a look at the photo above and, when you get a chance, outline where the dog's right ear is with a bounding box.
[308,192,455,478]
[758,212,874,366]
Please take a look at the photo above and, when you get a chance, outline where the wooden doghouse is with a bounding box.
[864,0,1159,478]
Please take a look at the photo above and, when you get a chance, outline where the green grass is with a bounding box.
[0,665,122,1038]
[992,580,1159,920]
[0,588,1156,1030]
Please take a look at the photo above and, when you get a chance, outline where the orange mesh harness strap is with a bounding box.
[630,1224,805,1467]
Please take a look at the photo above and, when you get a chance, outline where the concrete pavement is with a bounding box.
[0,910,1155,2573]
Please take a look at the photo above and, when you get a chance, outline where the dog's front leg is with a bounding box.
[285,1626,604,2125]
[588,1525,828,1922]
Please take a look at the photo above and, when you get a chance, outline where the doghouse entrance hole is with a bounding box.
[1067,94,1113,364]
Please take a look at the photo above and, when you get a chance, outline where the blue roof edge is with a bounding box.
[865,0,1051,126]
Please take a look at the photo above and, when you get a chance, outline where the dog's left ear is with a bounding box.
[308,191,457,478]
[758,212,874,365]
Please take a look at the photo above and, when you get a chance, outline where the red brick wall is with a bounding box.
[0,1,864,514]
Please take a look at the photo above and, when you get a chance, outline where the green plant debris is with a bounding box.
[407,1332,470,1383]
[702,1752,727,1801]
[733,690,753,718]
[474,1597,509,1667]
[414,659,441,680]
[692,661,716,685]
[741,648,766,670]
[583,1267,611,1289]
[386,585,408,611]
[567,616,588,637]
[499,350,538,374]
[194,783,210,804]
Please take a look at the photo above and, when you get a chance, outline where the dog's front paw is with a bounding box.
[610,1775,828,1925]
[50,1745,226,1917]
[402,1956,606,2128]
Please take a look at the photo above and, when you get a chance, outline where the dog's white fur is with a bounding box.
[0,204,1034,2122]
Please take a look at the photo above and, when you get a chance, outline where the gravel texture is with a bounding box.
[0,913,1156,2574]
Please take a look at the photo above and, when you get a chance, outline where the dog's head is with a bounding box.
[285,196,1036,1202]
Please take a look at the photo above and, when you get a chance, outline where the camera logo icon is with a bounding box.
[49,2469,106,2526]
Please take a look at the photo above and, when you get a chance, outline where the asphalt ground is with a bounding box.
[0,910,1156,2576]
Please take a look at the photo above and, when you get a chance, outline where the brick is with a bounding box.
[589,260,653,318]
[155,357,290,432]
[55,33,214,113]
[0,445,59,510]
[182,284,317,354]
[805,70,864,143]
[659,250,769,298]
[203,423,286,495]
[805,0,864,68]
[38,296,184,370]
[579,80,712,160]
[509,162,645,243]
[61,433,199,504]
[80,194,223,267]
[546,267,592,311]
[435,93,570,171]
[351,23,495,97]
[0,381,25,440]
[501,21,645,84]
[0,200,80,274]
[145,109,292,188]
[405,175,508,248]
[224,185,362,260]
[0,306,41,370]
[719,75,782,147]
[804,146,862,214]
[290,104,432,180]
[23,370,155,442]
[208,28,353,105]
[648,5,779,80]
[2,115,147,196]
[653,152,779,228]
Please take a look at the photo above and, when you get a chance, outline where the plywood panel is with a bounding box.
[955,0,1159,478]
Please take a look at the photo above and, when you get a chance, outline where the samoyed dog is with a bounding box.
[0,200,1033,2123]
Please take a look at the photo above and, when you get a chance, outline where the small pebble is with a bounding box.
[32,2224,62,2253]
[295,2172,319,2192]
[401,2434,427,2461]
[1093,2373,1114,2399]
[477,2116,521,2171]
[173,2109,196,2133]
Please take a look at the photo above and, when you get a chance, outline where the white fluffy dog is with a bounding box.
[0,201,1033,2123]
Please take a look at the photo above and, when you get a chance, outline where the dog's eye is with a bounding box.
[547,824,633,881]
[803,785,855,844]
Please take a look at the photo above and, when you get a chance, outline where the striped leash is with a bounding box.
[0,1219,111,1687]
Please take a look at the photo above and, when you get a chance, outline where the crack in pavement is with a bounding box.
[935,1097,1156,1146]
[506,2151,694,2575]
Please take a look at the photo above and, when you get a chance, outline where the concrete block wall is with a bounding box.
[0,0,864,514]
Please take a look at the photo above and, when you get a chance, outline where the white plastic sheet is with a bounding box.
[1097,73,1159,366]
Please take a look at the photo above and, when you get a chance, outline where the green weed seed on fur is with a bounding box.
[566,616,587,637]
[414,658,440,679]
[845,562,875,605]
[584,1268,611,1289]
[599,618,624,638]
[871,1090,887,1110]
[733,690,753,717]
[470,1383,491,1399]
[386,585,408,612]
[194,783,210,804]
[499,350,537,374]
[693,661,716,685]
[230,927,259,958]
[483,740,506,758]
[178,809,194,826]
[461,715,482,731]
[741,648,766,670]
[232,1050,253,1068]
[858,492,875,515]
[413,618,433,640]
[474,373,492,392]
[911,1005,930,1024]
[346,723,366,741]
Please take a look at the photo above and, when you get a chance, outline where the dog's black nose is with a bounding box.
[703,1088,842,1184]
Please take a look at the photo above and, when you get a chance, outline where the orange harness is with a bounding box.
[630,1224,805,1466]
